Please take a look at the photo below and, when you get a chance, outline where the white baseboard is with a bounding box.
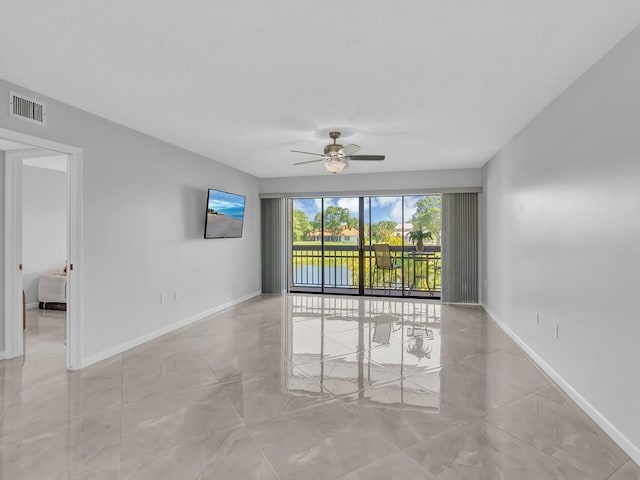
[26,302,39,310]
[481,303,640,466]
[78,290,261,370]
[0,350,5,360]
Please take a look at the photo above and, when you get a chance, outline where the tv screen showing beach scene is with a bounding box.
[204,189,246,239]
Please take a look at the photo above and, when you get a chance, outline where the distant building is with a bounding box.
[309,226,359,243]
[393,223,413,241]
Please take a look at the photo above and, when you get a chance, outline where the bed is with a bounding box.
[38,271,67,311]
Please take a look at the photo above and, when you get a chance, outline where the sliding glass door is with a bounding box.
[321,197,360,293]
[291,197,360,294]
[290,195,442,298]
[363,196,404,294]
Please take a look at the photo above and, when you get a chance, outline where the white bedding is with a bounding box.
[38,273,67,303]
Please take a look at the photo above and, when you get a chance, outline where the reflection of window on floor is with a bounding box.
[284,295,442,410]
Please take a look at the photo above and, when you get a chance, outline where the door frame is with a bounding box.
[2,126,83,370]
[289,194,445,299]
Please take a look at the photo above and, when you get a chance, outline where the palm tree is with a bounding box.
[407,229,433,252]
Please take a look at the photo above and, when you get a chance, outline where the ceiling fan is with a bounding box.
[291,131,385,174]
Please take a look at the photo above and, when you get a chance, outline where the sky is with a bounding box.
[208,189,246,220]
[293,196,428,224]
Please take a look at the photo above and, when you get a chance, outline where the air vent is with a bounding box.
[9,91,47,126]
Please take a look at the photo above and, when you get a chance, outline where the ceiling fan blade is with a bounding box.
[348,155,385,161]
[338,144,360,157]
[290,150,324,156]
[293,158,326,165]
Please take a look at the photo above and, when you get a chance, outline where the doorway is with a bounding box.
[289,195,442,298]
[2,127,83,370]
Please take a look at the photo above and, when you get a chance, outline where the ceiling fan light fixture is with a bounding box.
[324,159,347,174]
[291,131,383,173]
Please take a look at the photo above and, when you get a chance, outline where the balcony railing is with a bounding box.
[291,244,441,296]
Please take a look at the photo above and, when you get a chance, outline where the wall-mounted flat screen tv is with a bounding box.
[204,188,246,239]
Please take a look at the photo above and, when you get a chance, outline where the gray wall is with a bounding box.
[0,79,261,364]
[22,165,68,305]
[260,168,482,196]
[0,151,4,352]
[482,27,640,458]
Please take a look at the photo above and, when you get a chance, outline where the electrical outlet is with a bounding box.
[555,323,559,339]
[536,312,540,326]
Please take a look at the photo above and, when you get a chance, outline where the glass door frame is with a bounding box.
[289,194,441,299]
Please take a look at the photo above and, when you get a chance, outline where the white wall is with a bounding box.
[482,26,640,461]
[22,165,68,305]
[260,168,482,196]
[1,79,261,365]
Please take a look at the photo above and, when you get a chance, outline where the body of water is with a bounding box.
[293,265,355,287]
[218,205,245,221]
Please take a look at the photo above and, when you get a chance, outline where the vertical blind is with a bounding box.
[441,193,478,303]
[261,198,287,293]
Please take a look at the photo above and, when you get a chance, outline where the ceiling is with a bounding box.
[1,1,639,178]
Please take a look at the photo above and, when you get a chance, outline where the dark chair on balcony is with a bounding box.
[373,244,403,294]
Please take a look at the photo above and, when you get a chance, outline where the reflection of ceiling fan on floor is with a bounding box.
[291,131,385,174]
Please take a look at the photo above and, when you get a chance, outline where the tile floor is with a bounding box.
[0,295,638,479]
